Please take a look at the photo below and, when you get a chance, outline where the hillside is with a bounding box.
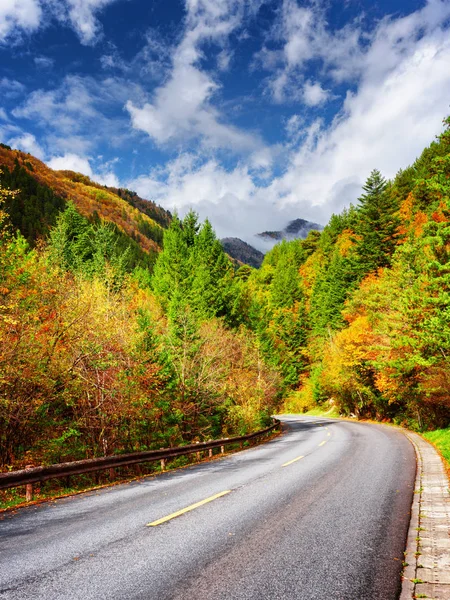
[221,237,264,268]
[0,144,170,264]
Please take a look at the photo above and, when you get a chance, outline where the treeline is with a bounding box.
[247,117,450,429]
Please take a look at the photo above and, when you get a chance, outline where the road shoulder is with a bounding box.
[401,432,450,600]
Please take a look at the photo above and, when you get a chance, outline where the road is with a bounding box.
[0,416,416,600]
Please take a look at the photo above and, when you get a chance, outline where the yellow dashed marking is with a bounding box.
[282,455,305,467]
[318,441,327,447]
[147,490,231,526]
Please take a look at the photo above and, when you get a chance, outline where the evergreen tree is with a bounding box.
[354,169,399,273]
[152,212,233,319]
[152,214,193,309]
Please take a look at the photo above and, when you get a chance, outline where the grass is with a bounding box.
[421,428,450,470]
[302,406,341,418]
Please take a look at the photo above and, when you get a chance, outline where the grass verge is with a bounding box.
[421,428,450,470]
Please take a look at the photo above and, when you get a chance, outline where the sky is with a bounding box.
[1,0,450,246]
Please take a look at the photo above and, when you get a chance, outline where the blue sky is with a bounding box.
[1,0,450,244]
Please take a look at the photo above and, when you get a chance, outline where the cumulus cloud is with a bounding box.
[271,0,450,214]
[11,75,141,154]
[7,132,45,158]
[259,0,364,102]
[0,78,26,99]
[0,0,42,43]
[13,76,99,135]
[126,0,266,154]
[56,0,123,46]
[302,81,329,107]
[0,0,124,46]
[127,155,302,245]
[127,0,450,243]
[47,152,119,186]
[261,0,450,105]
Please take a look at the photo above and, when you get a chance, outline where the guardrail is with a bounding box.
[0,419,281,499]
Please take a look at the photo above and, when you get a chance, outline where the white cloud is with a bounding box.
[126,0,265,153]
[0,78,26,98]
[47,152,119,186]
[0,0,124,46]
[7,132,45,158]
[34,55,54,68]
[47,152,93,173]
[11,75,140,153]
[261,0,450,106]
[59,0,122,46]
[267,2,450,216]
[127,1,450,243]
[0,108,8,121]
[0,0,42,43]
[127,154,315,245]
[303,81,329,107]
[217,49,233,71]
[259,0,365,102]
[13,76,98,134]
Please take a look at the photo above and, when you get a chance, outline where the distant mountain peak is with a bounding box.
[221,237,264,269]
[257,218,323,243]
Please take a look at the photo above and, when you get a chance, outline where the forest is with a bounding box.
[0,117,449,475]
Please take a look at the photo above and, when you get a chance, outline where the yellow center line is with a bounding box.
[282,455,304,467]
[318,440,327,447]
[327,432,331,436]
[147,490,231,527]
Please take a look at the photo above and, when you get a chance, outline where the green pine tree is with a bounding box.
[354,169,399,273]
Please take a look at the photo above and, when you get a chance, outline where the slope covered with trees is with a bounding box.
[0,145,169,264]
[0,187,278,471]
[262,118,450,429]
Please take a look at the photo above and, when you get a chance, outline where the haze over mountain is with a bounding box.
[221,237,265,269]
[255,218,323,252]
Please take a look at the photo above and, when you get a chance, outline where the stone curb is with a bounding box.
[400,432,450,600]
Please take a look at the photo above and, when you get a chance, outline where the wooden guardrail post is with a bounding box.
[160,459,166,471]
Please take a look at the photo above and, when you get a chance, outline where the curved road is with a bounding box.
[0,416,416,600]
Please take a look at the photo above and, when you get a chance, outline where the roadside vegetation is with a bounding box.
[1,117,449,504]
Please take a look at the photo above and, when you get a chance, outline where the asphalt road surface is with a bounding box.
[0,416,416,600]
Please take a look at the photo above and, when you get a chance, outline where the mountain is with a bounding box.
[0,144,171,266]
[221,237,265,268]
[257,218,323,243]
